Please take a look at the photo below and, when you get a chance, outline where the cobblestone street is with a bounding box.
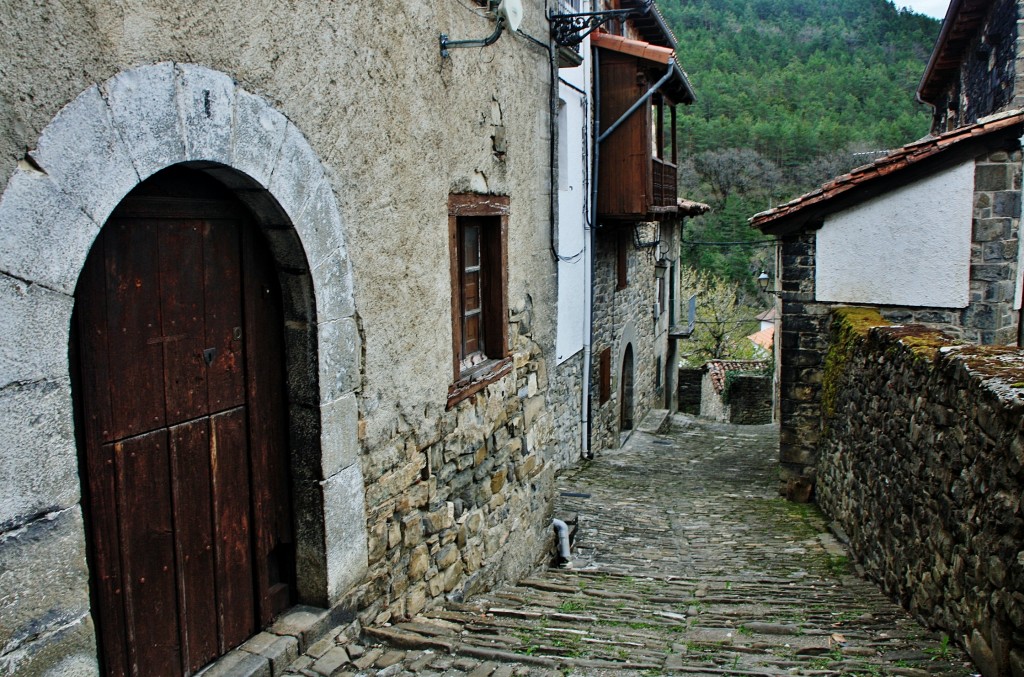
[280,415,975,677]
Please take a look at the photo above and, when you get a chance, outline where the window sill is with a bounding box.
[447,357,513,410]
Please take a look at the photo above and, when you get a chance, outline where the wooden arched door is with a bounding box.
[73,168,294,676]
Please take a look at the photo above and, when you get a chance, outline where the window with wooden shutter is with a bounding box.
[448,195,511,408]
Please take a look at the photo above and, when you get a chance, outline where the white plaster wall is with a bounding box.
[816,160,975,308]
[556,26,591,365]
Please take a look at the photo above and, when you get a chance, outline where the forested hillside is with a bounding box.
[664,0,941,286]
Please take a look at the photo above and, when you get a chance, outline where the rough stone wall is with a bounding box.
[777,232,830,500]
[817,307,1024,677]
[930,0,1018,133]
[590,227,657,453]
[727,374,772,425]
[699,371,729,422]
[355,305,564,626]
[0,2,574,671]
[677,368,703,414]
[547,352,585,469]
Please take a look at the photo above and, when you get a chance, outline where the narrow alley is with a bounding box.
[275,417,975,677]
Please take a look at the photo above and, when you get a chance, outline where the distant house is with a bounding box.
[747,307,775,356]
[750,0,1024,500]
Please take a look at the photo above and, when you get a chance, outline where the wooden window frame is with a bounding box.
[447,194,511,408]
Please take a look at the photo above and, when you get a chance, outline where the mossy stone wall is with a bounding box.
[818,307,1024,677]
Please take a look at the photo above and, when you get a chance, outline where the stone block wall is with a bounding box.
[777,232,830,499]
[817,307,1024,676]
[351,306,572,628]
[961,148,1023,344]
[727,374,772,425]
[589,228,657,453]
[677,367,702,414]
[930,0,1018,133]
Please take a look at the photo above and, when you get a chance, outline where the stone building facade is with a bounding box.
[589,228,662,450]
[756,124,1024,497]
[0,3,584,674]
[575,1,696,456]
[919,0,1024,134]
[753,0,1024,498]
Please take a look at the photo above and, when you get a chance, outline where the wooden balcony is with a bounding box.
[652,157,677,210]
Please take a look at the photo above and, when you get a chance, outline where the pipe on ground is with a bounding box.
[552,519,571,564]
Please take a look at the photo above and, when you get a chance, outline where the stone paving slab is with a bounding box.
[283,416,976,676]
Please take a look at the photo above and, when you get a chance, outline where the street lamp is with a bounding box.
[756,270,781,296]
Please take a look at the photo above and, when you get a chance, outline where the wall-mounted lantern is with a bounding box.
[756,270,782,296]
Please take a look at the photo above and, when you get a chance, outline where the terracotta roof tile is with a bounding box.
[751,109,1024,231]
[704,360,770,395]
[678,198,711,216]
[746,326,774,352]
[591,32,674,65]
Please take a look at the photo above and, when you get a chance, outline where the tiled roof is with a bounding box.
[755,307,776,323]
[746,326,774,352]
[678,198,711,216]
[750,109,1024,234]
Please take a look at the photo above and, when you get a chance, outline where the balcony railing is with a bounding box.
[652,157,677,208]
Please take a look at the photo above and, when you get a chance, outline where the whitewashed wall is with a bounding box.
[816,160,975,308]
[555,26,591,364]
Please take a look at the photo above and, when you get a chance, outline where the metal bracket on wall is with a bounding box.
[440,18,508,58]
[547,0,653,48]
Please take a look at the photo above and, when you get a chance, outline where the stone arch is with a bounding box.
[616,320,638,438]
[0,63,367,611]
[620,344,635,434]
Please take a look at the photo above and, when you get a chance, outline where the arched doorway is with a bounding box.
[620,343,635,439]
[72,167,294,676]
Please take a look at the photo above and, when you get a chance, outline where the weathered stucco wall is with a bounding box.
[0,2,578,672]
[816,161,974,308]
[818,308,1024,677]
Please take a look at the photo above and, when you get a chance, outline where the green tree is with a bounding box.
[679,267,764,365]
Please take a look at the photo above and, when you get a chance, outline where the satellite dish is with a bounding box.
[497,0,524,32]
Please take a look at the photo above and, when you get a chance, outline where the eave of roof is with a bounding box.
[918,0,993,105]
[619,0,680,50]
[750,109,1024,235]
[591,32,696,104]
[678,198,711,216]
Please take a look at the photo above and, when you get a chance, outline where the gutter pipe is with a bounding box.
[583,46,602,460]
